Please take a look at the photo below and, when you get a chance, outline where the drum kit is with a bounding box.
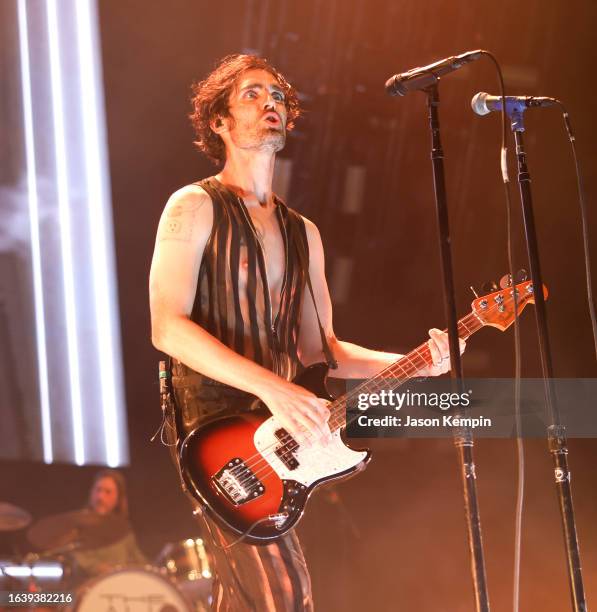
[0,502,213,611]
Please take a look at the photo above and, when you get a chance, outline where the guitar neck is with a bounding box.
[329,311,484,432]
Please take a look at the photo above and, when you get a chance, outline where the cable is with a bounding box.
[473,64,597,612]
[195,504,288,550]
[478,51,524,612]
[556,103,597,360]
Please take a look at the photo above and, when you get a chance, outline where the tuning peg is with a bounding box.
[499,274,512,289]
[516,269,528,283]
[481,281,498,294]
[470,286,479,298]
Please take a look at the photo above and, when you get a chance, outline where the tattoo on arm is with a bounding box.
[159,198,205,243]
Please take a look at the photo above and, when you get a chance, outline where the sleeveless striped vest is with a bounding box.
[191,177,309,381]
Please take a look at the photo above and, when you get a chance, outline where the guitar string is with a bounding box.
[231,325,473,493]
[226,313,483,493]
[219,287,527,498]
[228,308,487,493]
[235,285,532,495]
[229,311,486,494]
[235,351,433,493]
[235,285,533,499]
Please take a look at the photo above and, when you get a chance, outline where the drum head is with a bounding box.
[74,566,191,612]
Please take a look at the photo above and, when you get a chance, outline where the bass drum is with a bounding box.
[72,566,192,612]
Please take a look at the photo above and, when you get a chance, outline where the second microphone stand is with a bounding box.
[508,107,586,611]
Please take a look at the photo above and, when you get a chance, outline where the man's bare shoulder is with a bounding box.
[158,183,213,244]
[299,214,323,245]
[164,183,213,215]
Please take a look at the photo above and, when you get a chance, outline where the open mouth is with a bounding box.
[263,112,281,126]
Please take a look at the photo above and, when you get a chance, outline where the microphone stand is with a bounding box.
[508,107,586,611]
[425,83,491,612]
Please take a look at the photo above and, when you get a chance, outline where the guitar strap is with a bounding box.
[286,208,338,371]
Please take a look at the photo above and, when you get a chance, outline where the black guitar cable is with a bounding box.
[476,50,524,612]
[193,504,290,550]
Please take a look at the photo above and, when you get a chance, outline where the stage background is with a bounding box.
[2,1,597,610]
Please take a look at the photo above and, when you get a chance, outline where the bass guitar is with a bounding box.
[179,278,546,543]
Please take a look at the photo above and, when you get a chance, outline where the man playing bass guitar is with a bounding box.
[149,53,464,611]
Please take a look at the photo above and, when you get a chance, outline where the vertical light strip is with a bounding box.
[46,0,85,465]
[17,0,53,464]
[74,0,122,466]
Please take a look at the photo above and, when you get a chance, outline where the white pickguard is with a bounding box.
[253,416,367,487]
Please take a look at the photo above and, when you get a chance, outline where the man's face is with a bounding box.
[219,68,288,154]
[90,477,118,515]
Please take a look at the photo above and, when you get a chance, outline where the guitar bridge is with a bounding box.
[213,458,264,506]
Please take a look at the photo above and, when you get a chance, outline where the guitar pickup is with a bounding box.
[274,429,300,470]
[213,458,264,506]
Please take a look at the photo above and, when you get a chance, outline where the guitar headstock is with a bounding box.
[472,279,548,331]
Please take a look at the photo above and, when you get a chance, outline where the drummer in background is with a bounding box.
[70,469,146,577]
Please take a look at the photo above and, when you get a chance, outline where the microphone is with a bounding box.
[385,50,484,96]
[471,92,559,116]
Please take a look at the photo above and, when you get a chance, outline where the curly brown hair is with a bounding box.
[189,54,301,165]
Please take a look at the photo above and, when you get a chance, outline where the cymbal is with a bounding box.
[27,510,130,552]
[0,502,32,531]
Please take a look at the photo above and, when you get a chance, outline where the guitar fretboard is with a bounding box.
[327,312,483,432]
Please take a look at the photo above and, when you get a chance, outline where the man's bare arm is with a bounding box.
[149,185,330,442]
[296,218,464,378]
